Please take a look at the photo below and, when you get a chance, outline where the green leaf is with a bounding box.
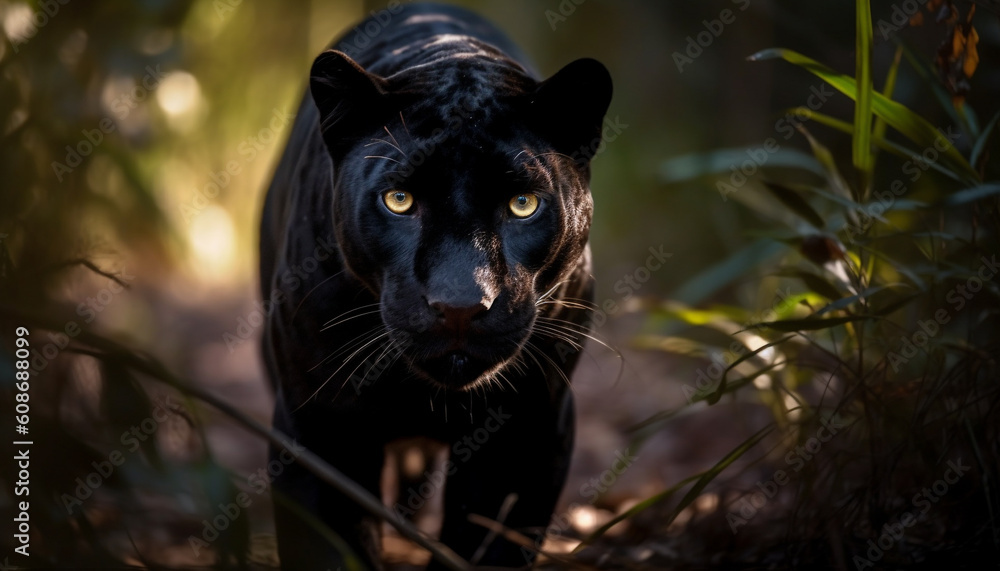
[751,314,873,332]
[763,181,826,229]
[971,112,999,170]
[894,37,975,140]
[749,48,979,183]
[785,107,964,182]
[796,124,855,201]
[709,336,795,404]
[627,365,779,436]
[873,45,903,167]
[941,183,1000,206]
[853,0,875,181]
[814,284,903,316]
[772,269,843,300]
[578,424,776,549]
[660,147,825,183]
[672,240,787,306]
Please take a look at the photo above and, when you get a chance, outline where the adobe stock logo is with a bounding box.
[852,458,971,570]
[672,0,751,73]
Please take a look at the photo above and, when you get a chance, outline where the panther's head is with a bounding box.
[310,38,612,390]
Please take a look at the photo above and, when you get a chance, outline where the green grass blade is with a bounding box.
[672,240,787,306]
[750,314,873,332]
[577,424,776,549]
[873,45,903,163]
[894,37,975,140]
[853,0,875,184]
[941,183,1000,206]
[971,112,999,171]
[787,107,965,182]
[763,181,826,229]
[796,124,854,201]
[660,147,825,183]
[749,48,979,183]
[709,336,795,404]
[772,268,844,300]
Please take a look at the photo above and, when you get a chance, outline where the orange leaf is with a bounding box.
[963,26,980,78]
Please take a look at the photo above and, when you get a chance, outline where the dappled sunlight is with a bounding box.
[187,205,237,282]
[156,70,207,132]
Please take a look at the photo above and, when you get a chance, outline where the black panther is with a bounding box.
[258,3,611,568]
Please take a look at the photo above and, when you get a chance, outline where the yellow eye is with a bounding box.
[508,193,539,218]
[383,190,414,214]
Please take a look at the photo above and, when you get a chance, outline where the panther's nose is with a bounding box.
[427,298,490,334]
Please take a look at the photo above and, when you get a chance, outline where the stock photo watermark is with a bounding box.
[852,457,971,569]
[50,65,169,182]
[884,254,999,372]
[717,83,835,202]
[392,407,513,518]
[222,235,338,352]
[842,126,961,241]
[188,441,306,557]
[727,414,848,533]
[672,0,751,73]
[60,394,183,514]
[181,107,295,224]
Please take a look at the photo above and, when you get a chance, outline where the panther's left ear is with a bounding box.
[529,58,613,164]
[310,50,391,156]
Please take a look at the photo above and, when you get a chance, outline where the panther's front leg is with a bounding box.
[270,403,385,571]
[430,388,575,569]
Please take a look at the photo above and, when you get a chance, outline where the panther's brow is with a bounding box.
[510,149,558,190]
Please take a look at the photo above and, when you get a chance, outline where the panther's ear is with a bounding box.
[530,58,613,164]
[310,50,390,156]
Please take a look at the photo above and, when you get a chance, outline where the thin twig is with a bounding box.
[0,306,471,571]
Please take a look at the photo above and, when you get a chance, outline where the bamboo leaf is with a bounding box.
[970,112,999,169]
[853,0,875,181]
[773,269,843,300]
[873,45,904,165]
[763,181,826,229]
[796,124,855,201]
[785,107,964,182]
[709,336,795,404]
[751,314,873,332]
[749,47,979,183]
[672,240,787,306]
[941,183,1000,206]
[814,284,904,316]
[660,147,825,183]
[577,424,775,548]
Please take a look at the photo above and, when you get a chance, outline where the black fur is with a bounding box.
[259,3,611,569]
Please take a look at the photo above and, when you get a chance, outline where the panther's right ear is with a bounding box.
[310,50,390,156]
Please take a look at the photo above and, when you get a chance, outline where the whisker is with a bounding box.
[364,155,402,165]
[363,140,403,157]
[536,280,569,306]
[307,325,386,372]
[398,111,413,141]
[383,125,403,152]
[320,303,380,327]
[536,317,627,386]
[294,328,392,412]
[331,335,399,403]
[320,307,383,332]
[289,269,347,324]
[525,341,573,390]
